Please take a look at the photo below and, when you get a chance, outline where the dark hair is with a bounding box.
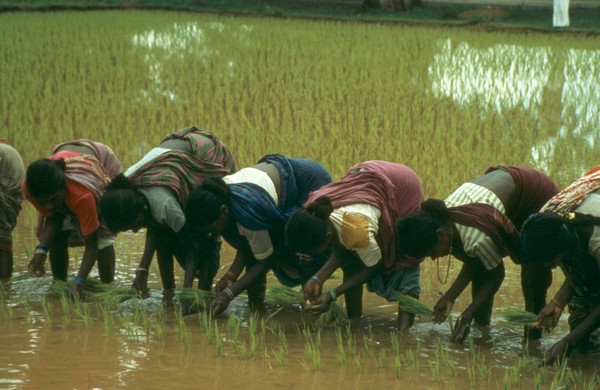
[519,210,600,265]
[184,178,231,227]
[26,158,67,197]
[99,174,145,233]
[395,198,450,258]
[284,196,334,253]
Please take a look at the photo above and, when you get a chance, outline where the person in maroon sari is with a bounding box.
[285,161,424,330]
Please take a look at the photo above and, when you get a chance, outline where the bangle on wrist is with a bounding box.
[551,299,564,309]
[328,288,337,301]
[225,271,238,282]
[136,267,148,273]
[310,275,324,286]
[34,245,48,256]
[73,276,86,285]
[222,287,235,300]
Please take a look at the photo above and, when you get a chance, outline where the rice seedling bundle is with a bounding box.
[496,307,538,325]
[394,294,433,316]
[265,284,304,305]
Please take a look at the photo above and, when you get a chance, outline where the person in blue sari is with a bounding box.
[184,154,332,314]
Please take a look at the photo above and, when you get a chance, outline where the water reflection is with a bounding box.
[131,21,254,103]
[429,39,600,175]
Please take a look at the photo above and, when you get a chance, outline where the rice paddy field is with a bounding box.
[1,10,600,389]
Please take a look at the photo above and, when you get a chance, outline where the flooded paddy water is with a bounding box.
[1,10,600,389]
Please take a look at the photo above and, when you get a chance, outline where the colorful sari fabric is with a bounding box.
[229,155,332,230]
[226,155,332,286]
[128,129,236,207]
[305,161,423,269]
[0,143,25,252]
[161,127,237,174]
[542,167,600,213]
[52,139,122,181]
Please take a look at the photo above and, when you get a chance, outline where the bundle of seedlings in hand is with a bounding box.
[497,307,538,325]
[395,293,433,316]
[266,284,305,305]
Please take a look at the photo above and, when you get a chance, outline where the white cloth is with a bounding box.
[553,0,570,27]
[124,147,170,177]
[444,182,506,270]
[223,168,278,260]
[329,203,382,267]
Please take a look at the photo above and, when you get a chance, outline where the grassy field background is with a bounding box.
[1,0,599,34]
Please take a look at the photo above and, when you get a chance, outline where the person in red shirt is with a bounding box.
[23,140,121,298]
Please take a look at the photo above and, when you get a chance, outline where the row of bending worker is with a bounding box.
[3,127,600,365]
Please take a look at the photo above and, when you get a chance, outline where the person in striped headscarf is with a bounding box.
[23,139,122,298]
[99,127,236,308]
[521,166,600,364]
[395,166,558,342]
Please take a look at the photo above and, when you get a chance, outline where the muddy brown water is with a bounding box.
[2,207,598,389]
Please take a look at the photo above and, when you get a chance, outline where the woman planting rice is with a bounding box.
[184,154,332,315]
[284,161,424,331]
[521,166,600,364]
[395,166,558,341]
[24,139,122,298]
[99,127,236,309]
[0,140,25,279]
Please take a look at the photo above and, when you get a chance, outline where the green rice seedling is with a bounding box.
[174,306,193,346]
[73,301,93,327]
[39,296,52,324]
[152,313,166,347]
[390,331,400,358]
[583,373,600,390]
[265,284,304,305]
[353,353,362,373]
[335,328,347,366]
[59,292,71,327]
[550,357,569,389]
[123,320,142,342]
[301,325,321,370]
[467,344,492,385]
[533,365,549,387]
[99,302,116,335]
[394,357,401,379]
[273,346,287,367]
[176,288,213,309]
[497,307,538,325]
[215,324,223,357]
[315,301,346,327]
[394,294,434,316]
[378,348,387,368]
[199,311,215,344]
[225,315,241,343]
[502,366,521,388]
[235,340,248,360]
[429,360,441,382]
[362,333,376,361]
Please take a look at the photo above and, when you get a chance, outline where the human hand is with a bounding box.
[544,338,571,365]
[537,301,563,332]
[70,281,84,300]
[433,297,454,323]
[214,272,235,294]
[180,298,201,316]
[303,278,322,302]
[306,292,333,315]
[450,315,472,343]
[28,253,47,277]
[132,270,149,298]
[209,288,234,316]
